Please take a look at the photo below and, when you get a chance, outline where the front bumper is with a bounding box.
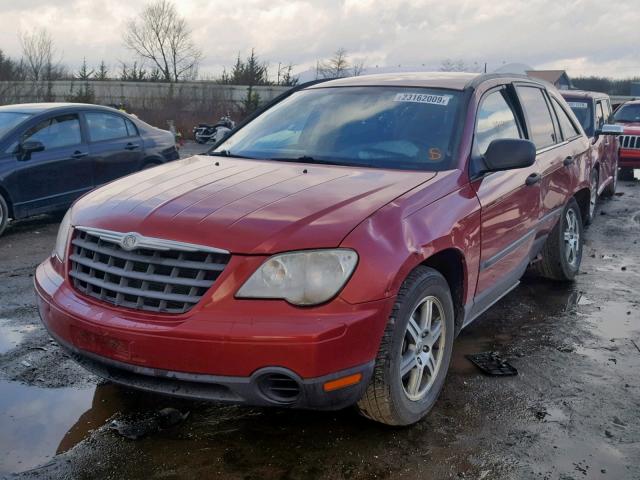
[620,149,640,169]
[35,257,391,409]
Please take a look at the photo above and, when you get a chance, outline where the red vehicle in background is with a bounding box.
[613,100,640,180]
[35,73,617,426]
[562,91,623,223]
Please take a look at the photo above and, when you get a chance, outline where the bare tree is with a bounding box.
[317,48,350,79]
[317,48,366,79]
[124,0,202,82]
[439,58,481,73]
[19,27,61,82]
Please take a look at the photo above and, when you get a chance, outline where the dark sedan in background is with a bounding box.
[0,103,178,236]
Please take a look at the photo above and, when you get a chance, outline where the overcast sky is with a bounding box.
[0,0,639,79]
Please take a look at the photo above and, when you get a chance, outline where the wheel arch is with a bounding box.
[0,183,14,218]
[420,248,467,334]
[574,186,591,224]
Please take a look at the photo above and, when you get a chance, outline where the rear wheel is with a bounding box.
[531,198,583,281]
[0,194,9,237]
[585,169,598,225]
[357,266,455,426]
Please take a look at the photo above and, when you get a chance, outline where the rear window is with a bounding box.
[213,86,464,171]
[564,98,594,136]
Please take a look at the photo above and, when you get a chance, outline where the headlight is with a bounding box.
[236,249,358,306]
[54,209,73,261]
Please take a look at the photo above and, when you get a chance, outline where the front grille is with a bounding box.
[69,229,230,314]
[619,135,640,150]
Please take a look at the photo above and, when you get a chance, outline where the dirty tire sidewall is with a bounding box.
[554,198,584,280]
[358,267,455,426]
[0,194,8,237]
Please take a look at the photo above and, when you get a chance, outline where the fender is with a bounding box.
[339,170,481,308]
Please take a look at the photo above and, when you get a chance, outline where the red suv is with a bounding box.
[36,73,604,425]
[613,100,640,180]
[561,91,623,223]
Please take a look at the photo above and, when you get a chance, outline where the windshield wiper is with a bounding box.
[209,150,256,159]
[269,156,368,168]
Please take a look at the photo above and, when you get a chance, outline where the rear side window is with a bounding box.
[551,98,580,139]
[474,89,521,155]
[86,113,129,142]
[125,118,138,136]
[595,102,605,131]
[22,114,82,149]
[517,86,557,149]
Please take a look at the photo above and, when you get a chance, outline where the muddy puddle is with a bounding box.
[0,381,96,474]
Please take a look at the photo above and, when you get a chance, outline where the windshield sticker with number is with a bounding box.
[394,93,452,106]
[567,102,588,109]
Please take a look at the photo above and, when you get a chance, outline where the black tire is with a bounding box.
[531,198,583,281]
[357,266,455,426]
[619,167,635,181]
[584,169,598,226]
[0,193,9,237]
[602,170,617,198]
[141,161,161,170]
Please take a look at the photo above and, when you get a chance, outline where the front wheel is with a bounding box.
[619,167,635,181]
[357,266,455,426]
[531,198,583,281]
[0,193,8,237]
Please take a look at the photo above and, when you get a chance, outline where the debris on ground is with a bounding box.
[465,352,518,376]
[109,408,190,440]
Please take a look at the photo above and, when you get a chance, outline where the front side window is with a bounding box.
[213,87,464,171]
[474,89,521,155]
[23,114,82,149]
[551,97,580,139]
[517,86,557,149]
[613,104,640,123]
[86,113,129,142]
[0,112,31,137]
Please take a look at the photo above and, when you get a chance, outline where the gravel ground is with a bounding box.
[0,173,638,480]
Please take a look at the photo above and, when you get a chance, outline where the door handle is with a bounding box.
[525,173,542,186]
[563,156,575,166]
[71,151,88,159]
[125,143,140,150]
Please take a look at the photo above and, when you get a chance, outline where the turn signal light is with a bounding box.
[323,373,363,392]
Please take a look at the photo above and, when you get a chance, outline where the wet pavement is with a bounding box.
[0,177,639,479]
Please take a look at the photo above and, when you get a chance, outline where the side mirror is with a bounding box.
[596,124,624,136]
[483,138,536,173]
[18,140,45,161]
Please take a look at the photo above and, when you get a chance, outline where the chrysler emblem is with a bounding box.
[120,233,139,251]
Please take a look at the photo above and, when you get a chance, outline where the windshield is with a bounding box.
[0,112,31,137]
[613,104,640,123]
[564,99,594,136]
[213,87,464,171]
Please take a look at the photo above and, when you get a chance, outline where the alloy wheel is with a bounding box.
[564,209,580,267]
[400,296,446,401]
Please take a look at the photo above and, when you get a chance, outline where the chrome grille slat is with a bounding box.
[69,254,214,288]
[71,237,227,271]
[619,135,640,150]
[69,229,230,314]
[69,270,203,303]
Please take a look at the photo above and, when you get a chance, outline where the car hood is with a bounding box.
[72,155,437,254]
[619,122,640,135]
